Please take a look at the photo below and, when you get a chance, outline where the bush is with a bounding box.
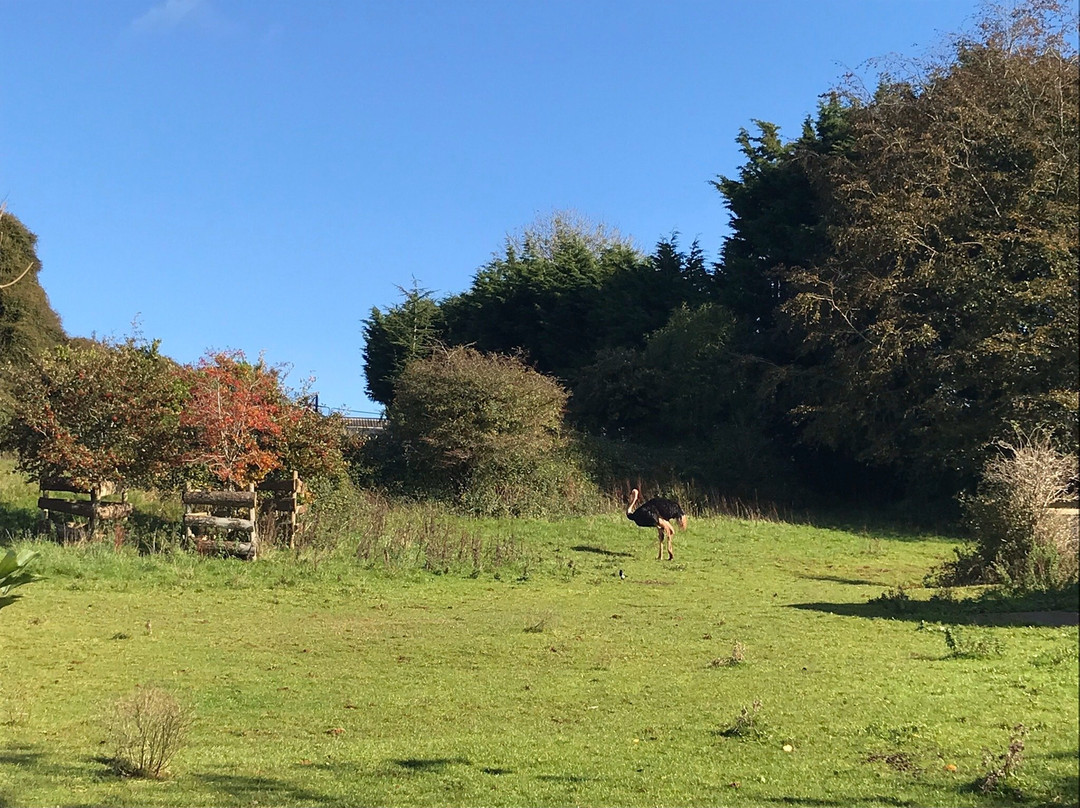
[1,338,186,490]
[107,686,192,778]
[378,346,599,516]
[941,431,1078,591]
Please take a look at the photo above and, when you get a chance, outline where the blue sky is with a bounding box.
[2,0,983,414]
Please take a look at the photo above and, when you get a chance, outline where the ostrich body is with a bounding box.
[627,488,688,560]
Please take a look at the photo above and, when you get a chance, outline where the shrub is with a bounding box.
[107,686,192,778]
[179,351,346,488]
[381,346,598,516]
[0,338,186,490]
[942,431,1078,591]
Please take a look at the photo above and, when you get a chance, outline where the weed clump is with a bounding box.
[718,700,769,740]
[976,724,1027,795]
[710,641,746,668]
[869,585,914,615]
[107,686,192,778]
[942,626,1003,659]
[917,623,1003,659]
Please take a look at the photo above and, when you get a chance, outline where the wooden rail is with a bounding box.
[183,483,258,560]
[181,473,309,557]
[257,471,307,548]
[38,478,132,542]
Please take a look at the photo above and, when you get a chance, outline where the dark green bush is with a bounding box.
[368,346,599,516]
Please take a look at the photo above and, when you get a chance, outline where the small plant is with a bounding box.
[523,612,554,633]
[918,622,1004,659]
[942,626,1003,660]
[710,641,746,667]
[976,723,1027,794]
[719,700,768,739]
[1031,646,1073,667]
[107,686,192,778]
[865,751,921,774]
[0,547,40,611]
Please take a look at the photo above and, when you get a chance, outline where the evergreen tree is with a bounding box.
[361,281,443,407]
[440,212,644,382]
[0,209,66,409]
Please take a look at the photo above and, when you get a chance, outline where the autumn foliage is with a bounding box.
[2,344,345,492]
[178,352,288,487]
[1,338,186,490]
[179,351,345,487]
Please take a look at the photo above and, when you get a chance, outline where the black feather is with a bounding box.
[626,489,685,528]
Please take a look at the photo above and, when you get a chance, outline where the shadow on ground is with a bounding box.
[570,545,632,558]
[392,757,470,772]
[191,772,334,805]
[790,599,1079,626]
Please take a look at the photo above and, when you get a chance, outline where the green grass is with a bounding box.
[1,488,1077,806]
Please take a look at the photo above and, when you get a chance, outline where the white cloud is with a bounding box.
[131,0,224,34]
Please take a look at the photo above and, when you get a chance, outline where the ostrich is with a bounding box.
[627,488,688,560]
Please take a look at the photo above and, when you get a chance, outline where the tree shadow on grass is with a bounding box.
[191,772,335,805]
[0,747,45,767]
[800,573,888,587]
[536,773,600,784]
[391,757,470,772]
[789,591,1079,626]
[774,797,919,806]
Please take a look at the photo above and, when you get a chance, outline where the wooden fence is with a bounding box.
[257,471,307,548]
[183,484,258,560]
[182,473,309,559]
[38,478,133,542]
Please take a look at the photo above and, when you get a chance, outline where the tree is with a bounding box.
[591,234,714,353]
[712,102,851,352]
[780,0,1078,484]
[179,351,346,488]
[1,338,186,490]
[440,212,645,382]
[571,303,737,441]
[361,281,443,407]
[569,346,662,437]
[0,208,66,410]
[276,403,348,482]
[179,351,291,487]
[640,303,738,438]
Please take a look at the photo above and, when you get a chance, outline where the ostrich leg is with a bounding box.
[656,518,674,560]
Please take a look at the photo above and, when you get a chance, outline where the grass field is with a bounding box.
[1,473,1078,807]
